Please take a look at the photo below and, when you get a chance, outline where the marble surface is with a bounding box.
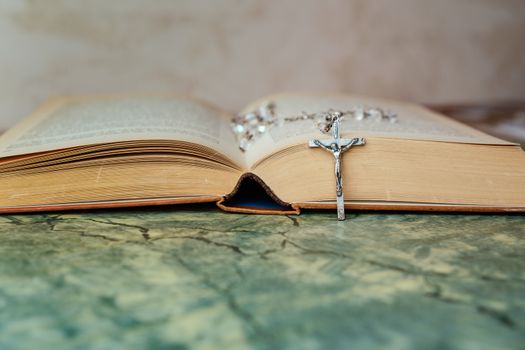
[1,0,525,130]
[0,208,524,349]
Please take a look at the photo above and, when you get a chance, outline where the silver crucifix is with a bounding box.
[309,112,365,220]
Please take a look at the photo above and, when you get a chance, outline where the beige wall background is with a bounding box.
[1,0,524,130]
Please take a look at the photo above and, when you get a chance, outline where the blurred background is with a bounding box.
[1,0,524,141]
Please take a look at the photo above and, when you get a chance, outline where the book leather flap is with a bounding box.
[217,172,300,215]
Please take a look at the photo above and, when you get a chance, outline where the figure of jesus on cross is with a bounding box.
[309,111,365,220]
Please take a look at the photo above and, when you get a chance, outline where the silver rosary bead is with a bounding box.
[231,102,398,151]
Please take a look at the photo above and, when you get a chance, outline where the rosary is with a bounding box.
[231,102,397,220]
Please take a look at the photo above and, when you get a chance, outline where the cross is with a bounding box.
[308,114,365,220]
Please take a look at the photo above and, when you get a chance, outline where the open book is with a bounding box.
[1,93,524,214]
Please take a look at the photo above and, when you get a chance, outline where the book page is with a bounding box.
[0,95,246,166]
[240,93,513,167]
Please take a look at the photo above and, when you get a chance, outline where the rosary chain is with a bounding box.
[231,103,397,151]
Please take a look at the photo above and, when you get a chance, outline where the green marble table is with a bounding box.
[0,207,524,350]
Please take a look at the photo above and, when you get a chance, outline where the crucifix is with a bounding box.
[308,112,365,220]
